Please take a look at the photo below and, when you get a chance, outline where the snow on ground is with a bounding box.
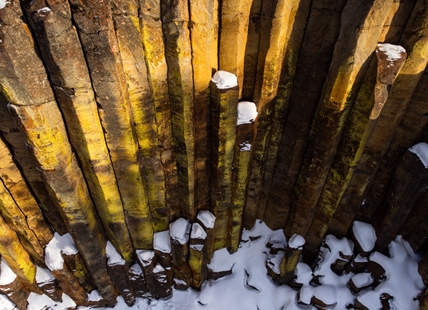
[2,220,425,310]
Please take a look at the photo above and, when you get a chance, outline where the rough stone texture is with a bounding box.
[50,265,88,306]
[162,0,196,221]
[219,0,252,98]
[0,277,31,310]
[69,0,153,249]
[360,66,428,223]
[329,0,428,236]
[111,0,168,232]
[0,138,52,265]
[303,43,406,258]
[107,264,135,306]
[21,0,134,262]
[266,0,347,230]
[62,253,96,293]
[188,223,208,289]
[246,0,309,229]
[372,150,428,252]
[190,0,218,214]
[286,0,394,238]
[210,83,238,250]
[139,0,179,222]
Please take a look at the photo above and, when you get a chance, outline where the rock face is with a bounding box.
[0,0,427,306]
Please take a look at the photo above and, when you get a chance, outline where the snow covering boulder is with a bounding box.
[351,221,377,258]
[237,101,258,125]
[208,248,234,280]
[211,70,238,89]
[348,272,374,294]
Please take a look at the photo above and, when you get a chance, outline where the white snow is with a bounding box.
[267,229,287,246]
[87,290,103,302]
[238,142,251,151]
[35,266,55,284]
[237,101,258,125]
[14,220,425,310]
[294,262,313,285]
[37,7,51,13]
[136,250,155,267]
[353,221,377,253]
[191,223,207,240]
[154,230,171,253]
[45,232,78,270]
[28,293,75,310]
[170,218,191,245]
[351,272,373,288]
[0,0,9,10]
[377,43,406,62]
[409,142,428,168]
[288,234,305,249]
[0,258,16,285]
[190,244,204,251]
[197,210,216,229]
[0,294,14,310]
[207,248,234,273]
[211,70,238,89]
[105,241,125,266]
[153,263,165,273]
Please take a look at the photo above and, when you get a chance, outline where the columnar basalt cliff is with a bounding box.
[0,0,428,308]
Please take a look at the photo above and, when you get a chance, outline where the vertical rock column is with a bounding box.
[170,218,192,289]
[111,0,168,232]
[372,144,428,252]
[279,234,305,284]
[245,0,295,228]
[0,259,31,310]
[304,43,406,257]
[231,101,257,249]
[0,1,116,302]
[286,0,394,237]
[330,0,428,230]
[210,72,238,250]
[21,0,134,261]
[219,0,252,98]
[69,0,154,249]
[266,0,347,230]
[162,0,196,220]
[0,138,53,265]
[139,0,179,221]
[189,0,219,213]
[105,242,135,306]
[188,223,208,289]
[0,96,67,235]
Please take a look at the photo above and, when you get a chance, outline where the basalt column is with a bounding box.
[0,1,116,303]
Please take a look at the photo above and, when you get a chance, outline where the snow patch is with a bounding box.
[377,43,406,62]
[37,7,51,13]
[0,1,9,10]
[28,293,75,310]
[154,230,171,253]
[106,241,125,266]
[136,250,155,267]
[208,248,234,273]
[288,234,305,249]
[191,223,207,240]
[409,142,428,168]
[211,70,238,89]
[237,101,258,125]
[0,258,16,285]
[35,266,55,284]
[45,233,78,270]
[87,290,103,302]
[238,142,251,151]
[197,210,216,229]
[170,218,191,245]
[353,221,377,252]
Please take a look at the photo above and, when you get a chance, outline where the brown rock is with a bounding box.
[128,263,149,298]
[372,148,428,252]
[50,265,88,306]
[162,0,196,221]
[266,0,347,231]
[330,0,428,234]
[286,0,394,238]
[304,43,406,257]
[137,250,159,298]
[210,79,238,250]
[69,0,154,249]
